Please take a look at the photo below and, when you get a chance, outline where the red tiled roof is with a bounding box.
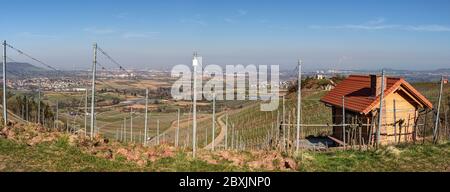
[320,75,433,114]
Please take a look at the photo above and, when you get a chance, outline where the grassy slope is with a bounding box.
[300,142,450,172]
[224,90,333,150]
[1,137,448,172]
[0,138,243,172]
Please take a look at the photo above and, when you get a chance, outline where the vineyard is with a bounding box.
[26,80,447,154]
[225,90,333,151]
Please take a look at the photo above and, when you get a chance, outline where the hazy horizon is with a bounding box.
[1,0,450,71]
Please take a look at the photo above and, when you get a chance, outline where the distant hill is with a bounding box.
[2,62,47,76]
[434,68,450,73]
[7,62,46,72]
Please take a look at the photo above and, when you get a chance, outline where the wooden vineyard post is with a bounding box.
[406,114,411,142]
[225,112,228,150]
[444,103,448,140]
[231,123,235,150]
[413,110,417,143]
[144,88,149,146]
[157,119,160,145]
[423,110,428,144]
[276,110,280,149]
[130,107,133,142]
[288,112,291,151]
[124,117,127,143]
[175,109,180,147]
[433,76,444,143]
[342,96,346,149]
[393,99,397,144]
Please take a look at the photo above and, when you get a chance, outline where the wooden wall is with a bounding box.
[381,89,418,144]
[330,88,421,145]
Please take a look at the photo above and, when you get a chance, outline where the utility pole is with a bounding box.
[192,52,199,157]
[212,92,216,151]
[176,108,180,147]
[433,76,444,143]
[296,59,302,152]
[90,43,97,139]
[377,70,386,146]
[144,88,149,146]
[84,88,88,137]
[2,40,7,126]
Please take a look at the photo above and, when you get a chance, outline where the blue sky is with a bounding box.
[1,0,450,71]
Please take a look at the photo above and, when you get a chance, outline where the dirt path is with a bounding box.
[203,102,260,150]
[204,113,226,150]
[0,105,28,124]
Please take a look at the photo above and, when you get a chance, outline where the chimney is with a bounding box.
[370,74,386,97]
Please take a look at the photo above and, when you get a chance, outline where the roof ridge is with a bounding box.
[321,74,431,114]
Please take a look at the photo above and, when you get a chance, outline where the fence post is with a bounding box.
[157,119,160,145]
[376,69,386,147]
[130,107,133,142]
[192,52,199,157]
[124,117,127,142]
[2,40,7,126]
[282,96,286,151]
[144,88,149,146]
[225,112,228,150]
[296,59,302,152]
[90,43,97,139]
[176,108,180,147]
[342,96,346,149]
[212,92,216,151]
[433,76,444,143]
[393,99,397,144]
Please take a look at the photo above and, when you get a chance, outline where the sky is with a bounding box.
[1,0,450,71]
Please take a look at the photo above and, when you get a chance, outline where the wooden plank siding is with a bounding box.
[381,90,418,144]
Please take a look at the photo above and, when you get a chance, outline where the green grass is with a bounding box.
[0,138,140,172]
[298,142,450,172]
[1,137,448,172]
[0,138,243,172]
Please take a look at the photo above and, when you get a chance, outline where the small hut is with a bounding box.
[321,75,433,145]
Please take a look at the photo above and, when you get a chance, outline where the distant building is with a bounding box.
[315,74,325,80]
[72,88,87,92]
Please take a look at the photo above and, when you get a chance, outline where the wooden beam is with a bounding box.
[328,135,345,146]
